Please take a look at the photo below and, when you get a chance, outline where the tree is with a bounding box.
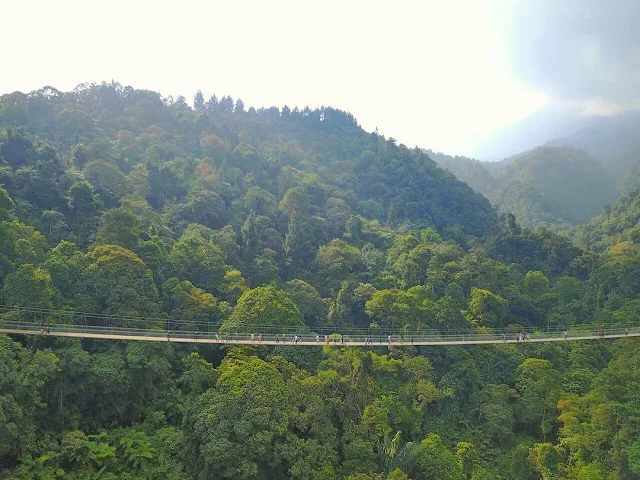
[219,269,248,304]
[0,186,15,221]
[0,334,58,466]
[516,358,561,440]
[88,244,160,318]
[0,128,34,167]
[183,355,290,479]
[244,186,277,216]
[283,279,329,327]
[325,197,351,238]
[429,296,472,332]
[456,442,479,480]
[365,289,425,330]
[402,434,463,480]
[200,133,230,158]
[67,181,102,239]
[481,384,514,446]
[162,277,218,328]
[468,288,507,328]
[40,209,68,240]
[83,160,129,206]
[317,239,362,292]
[1,221,47,270]
[95,208,141,250]
[186,189,227,228]
[193,90,205,110]
[220,285,305,332]
[168,223,229,296]
[42,240,89,301]
[528,443,562,480]
[2,264,56,308]
[523,270,550,298]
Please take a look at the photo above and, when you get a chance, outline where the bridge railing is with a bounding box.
[2,313,639,344]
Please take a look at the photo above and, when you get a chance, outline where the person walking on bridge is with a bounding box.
[167,330,171,342]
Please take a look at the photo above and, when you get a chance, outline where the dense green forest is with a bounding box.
[1,83,640,479]
[431,147,622,230]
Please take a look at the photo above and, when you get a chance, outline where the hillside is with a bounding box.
[432,146,619,230]
[1,83,640,479]
[424,149,496,195]
[545,113,640,189]
[0,85,497,243]
[490,146,618,228]
[572,188,640,251]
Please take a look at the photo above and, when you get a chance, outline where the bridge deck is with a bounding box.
[1,326,638,346]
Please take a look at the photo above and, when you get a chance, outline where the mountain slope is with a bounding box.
[2,83,640,480]
[489,146,618,227]
[464,104,594,161]
[424,149,496,195]
[432,146,618,230]
[0,84,498,242]
[544,113,640,189]
[573,188,640,251]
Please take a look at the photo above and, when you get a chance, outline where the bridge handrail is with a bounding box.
[1,304,637,339]
[2,319,638,345]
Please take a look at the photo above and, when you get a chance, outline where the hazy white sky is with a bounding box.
[2,0,620,156]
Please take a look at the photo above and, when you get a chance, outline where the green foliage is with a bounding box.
[88,244,160,318]
[221,285,305,332]
[283,279,329,327]
[435,146,619,230]
[2,264,56,308]
[1,83,640,479]
[184,355,289,478]
[468,288,507,328]
[167,223,230,296]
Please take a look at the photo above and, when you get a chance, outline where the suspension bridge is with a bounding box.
[1,305,638,346]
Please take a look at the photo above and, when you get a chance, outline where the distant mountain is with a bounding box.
[431,146,618,230]
[423,150,496,195]
[490,147,618,228]
[464,105,593,161]
[544,113,640,189]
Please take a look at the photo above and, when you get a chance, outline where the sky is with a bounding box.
[1,0,638,157]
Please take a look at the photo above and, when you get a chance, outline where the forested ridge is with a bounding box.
[430,147,621,231]
[1,83,640,479]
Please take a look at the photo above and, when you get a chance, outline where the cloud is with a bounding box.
[503,0,640,114]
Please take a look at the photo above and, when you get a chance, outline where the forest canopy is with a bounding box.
[0,83,639,479]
